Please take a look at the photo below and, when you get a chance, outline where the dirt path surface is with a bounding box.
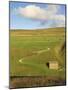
[19,48,50,63]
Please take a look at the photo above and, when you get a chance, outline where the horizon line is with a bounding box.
[10,27,65,30]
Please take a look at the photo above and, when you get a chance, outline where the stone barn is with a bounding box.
[46,61,59,70]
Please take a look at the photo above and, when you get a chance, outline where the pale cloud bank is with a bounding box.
[16,5,65,27]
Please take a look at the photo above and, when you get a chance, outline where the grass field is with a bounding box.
[10,27,66,88]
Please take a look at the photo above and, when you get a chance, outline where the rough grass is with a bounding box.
[10,76,66,89]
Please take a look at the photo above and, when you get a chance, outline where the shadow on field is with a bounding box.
[10,76,66,89]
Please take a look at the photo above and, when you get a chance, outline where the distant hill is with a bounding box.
[10,27,65,36]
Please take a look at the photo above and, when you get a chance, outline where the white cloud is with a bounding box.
[50,20,65,28]
[46,5,59,14]
[16,5,65,27]
[18,5,46,19]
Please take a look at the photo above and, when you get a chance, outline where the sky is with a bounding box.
[9,1,66,29]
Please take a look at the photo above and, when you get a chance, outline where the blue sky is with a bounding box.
[9,1,66,29]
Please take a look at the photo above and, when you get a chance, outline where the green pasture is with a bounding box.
[10,27,65,79]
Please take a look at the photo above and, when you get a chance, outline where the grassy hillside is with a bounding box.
[10,27,66,78]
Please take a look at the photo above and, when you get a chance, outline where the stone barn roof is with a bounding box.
[46,61,59,70]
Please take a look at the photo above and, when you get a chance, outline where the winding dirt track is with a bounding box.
[19,48,50,63]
